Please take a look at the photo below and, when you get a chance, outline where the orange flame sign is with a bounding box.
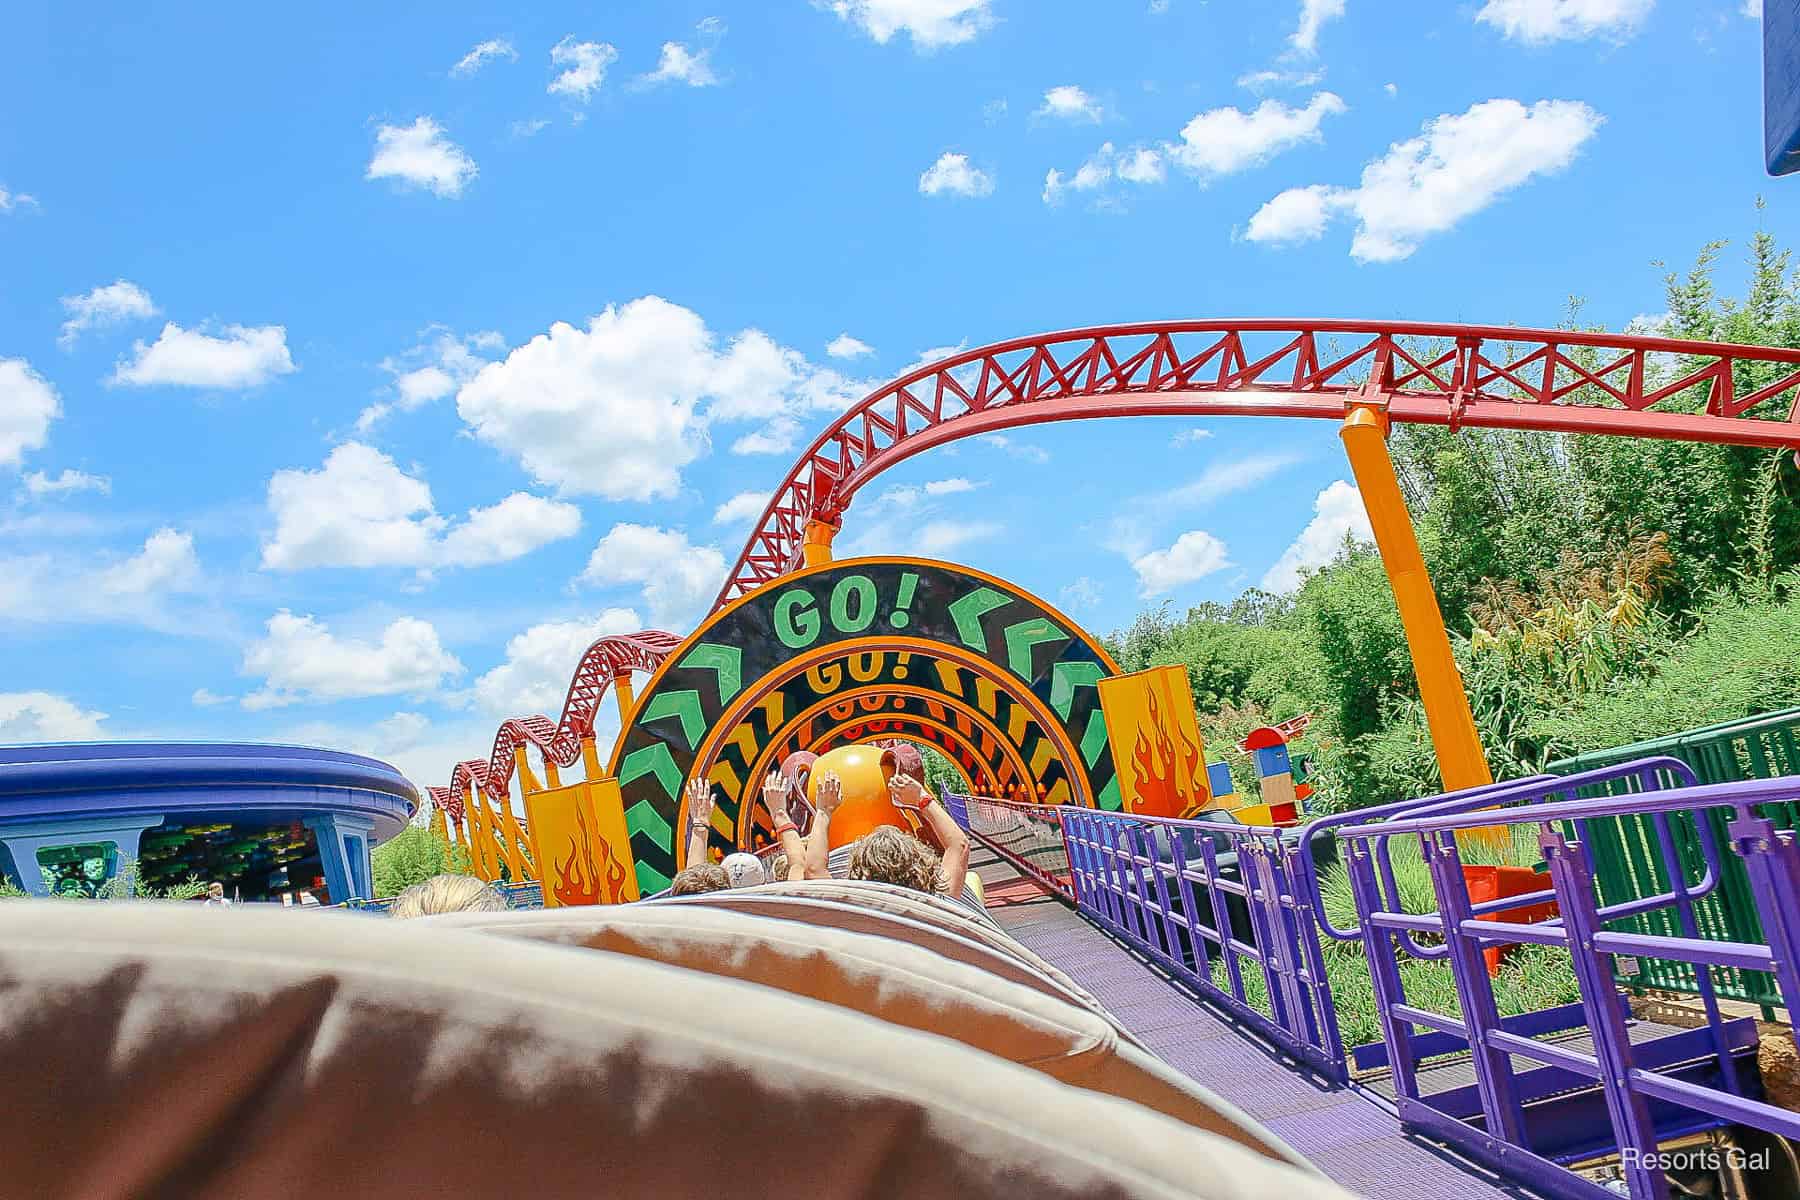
[1127,685,1203,816]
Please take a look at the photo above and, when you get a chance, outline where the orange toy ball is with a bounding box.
[807,743,904,849]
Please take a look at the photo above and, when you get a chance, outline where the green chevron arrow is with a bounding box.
[619,742,683,800]
[625,796,674,849]
[1004,617,1067,680]
[1096,775,1122,812]
[681,642,742,704]
[635,861,672,894]
[1080,708,1110,767]
[639,689,705,749]
[948,586,1009,652]
[1049,659,1105,719]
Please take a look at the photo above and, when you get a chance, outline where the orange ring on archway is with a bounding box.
[725,686,1042,849]
[675,638,1092,865]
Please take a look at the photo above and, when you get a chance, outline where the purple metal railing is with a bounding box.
[948,765,1800,1199]
[1337,774,1800,1200]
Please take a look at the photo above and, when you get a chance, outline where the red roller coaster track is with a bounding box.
[714,319,1800,608]
[429,631,680,818]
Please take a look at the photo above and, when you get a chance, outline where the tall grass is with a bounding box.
[1210,827,1581,1051]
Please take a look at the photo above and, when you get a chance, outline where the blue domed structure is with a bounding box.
[0,743,417,903]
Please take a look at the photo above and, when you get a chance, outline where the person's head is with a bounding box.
[721,852,767,889]
[765,851,789,883]
[389,874,507,919]
[668,862,730,896]
[847,826,943,894]
[207,882,225,900]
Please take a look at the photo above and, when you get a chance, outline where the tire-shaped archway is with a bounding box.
[609,558,1120,893]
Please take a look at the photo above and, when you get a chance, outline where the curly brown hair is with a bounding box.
[669,862,730,896]
[847,826,943,894]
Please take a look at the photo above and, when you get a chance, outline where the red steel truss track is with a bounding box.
[714,319,1800,608]
[430,630,680,816]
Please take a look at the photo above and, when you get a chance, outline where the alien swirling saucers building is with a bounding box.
[0,743,417,901]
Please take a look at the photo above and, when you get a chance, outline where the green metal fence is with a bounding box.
[1547,706,1800,1015]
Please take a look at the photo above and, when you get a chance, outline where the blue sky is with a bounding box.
[0,0,1780,792]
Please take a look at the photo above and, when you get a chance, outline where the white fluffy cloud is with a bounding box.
[919,152,995,197]
[0,692,107,741]
[1245,98,1602,262]
[0,358,59,468]
[366,117,477,198]
[261,442,580,570]
[1043,142,1165,206]
[1037,85,1103,122]
[471,608,643,716]
[875,477,981,508]
[1476,0,1653,43]
[452,38,516,76]
[1243,183,1336,245]
[817,0,995,49]
[0,185,38,213]
[1168,92,1347,179]
[23,468,109,496]
[549,36,619,102]
[915,519,1001,557]
[1261,480,1373,591]
[96,528,200,595]
[358,328,500,432]
[242,611,464,709]
[713,490,769,524]
[579,523,726,628]
[110,322,296,389]
[643,41,719,87]
[0,528,204,627]
[59,280,157,347]
[1133,531,1232,596]
[1291,0,1347,53]
[827,333,874,359]
[456,296,867,498]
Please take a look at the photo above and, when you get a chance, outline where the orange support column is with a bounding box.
[802,517,838,567]
[612,671,636,729]
[580,733,603,782]
[1340,403,1494,795]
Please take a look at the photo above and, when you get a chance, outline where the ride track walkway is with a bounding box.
[971,846,1545,1200]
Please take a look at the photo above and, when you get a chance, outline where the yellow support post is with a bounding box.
[802,517,838,567]
[498,790,528,882]
[612,671,636,728]
[543,758,561,789]
[580,733,603,782]
[1339,403,1494,795]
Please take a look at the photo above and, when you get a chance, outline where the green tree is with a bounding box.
[371,824,473,898]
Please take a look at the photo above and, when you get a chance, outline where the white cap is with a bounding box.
[721,853,768,888]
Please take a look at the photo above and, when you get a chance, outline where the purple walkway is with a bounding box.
[983,863,1544,1199]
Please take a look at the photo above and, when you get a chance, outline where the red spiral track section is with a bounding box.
[430,631,680,820]
[713,319,1800,608]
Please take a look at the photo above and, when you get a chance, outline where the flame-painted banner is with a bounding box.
[1097,664,1212,818]
[609,558,1122,895]
[523,779,638,906]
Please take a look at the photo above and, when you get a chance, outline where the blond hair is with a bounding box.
[668,862,730,896]
[389,874,507,919]
[847,826,943,895]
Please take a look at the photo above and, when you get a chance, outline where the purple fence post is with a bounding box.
[1273,834,1339,1071]
[1421,830,1528,1146]
[1729,811,1800,1039]
[1346,837,1422,1102]
[1139,825,1183,965]
[1540,826,1665,1200]
[1168,829,1214,984]
[1239,839,1299,1039]
[1199,835,1248,1005]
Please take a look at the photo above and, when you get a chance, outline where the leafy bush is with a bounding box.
[371,825,473,898]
